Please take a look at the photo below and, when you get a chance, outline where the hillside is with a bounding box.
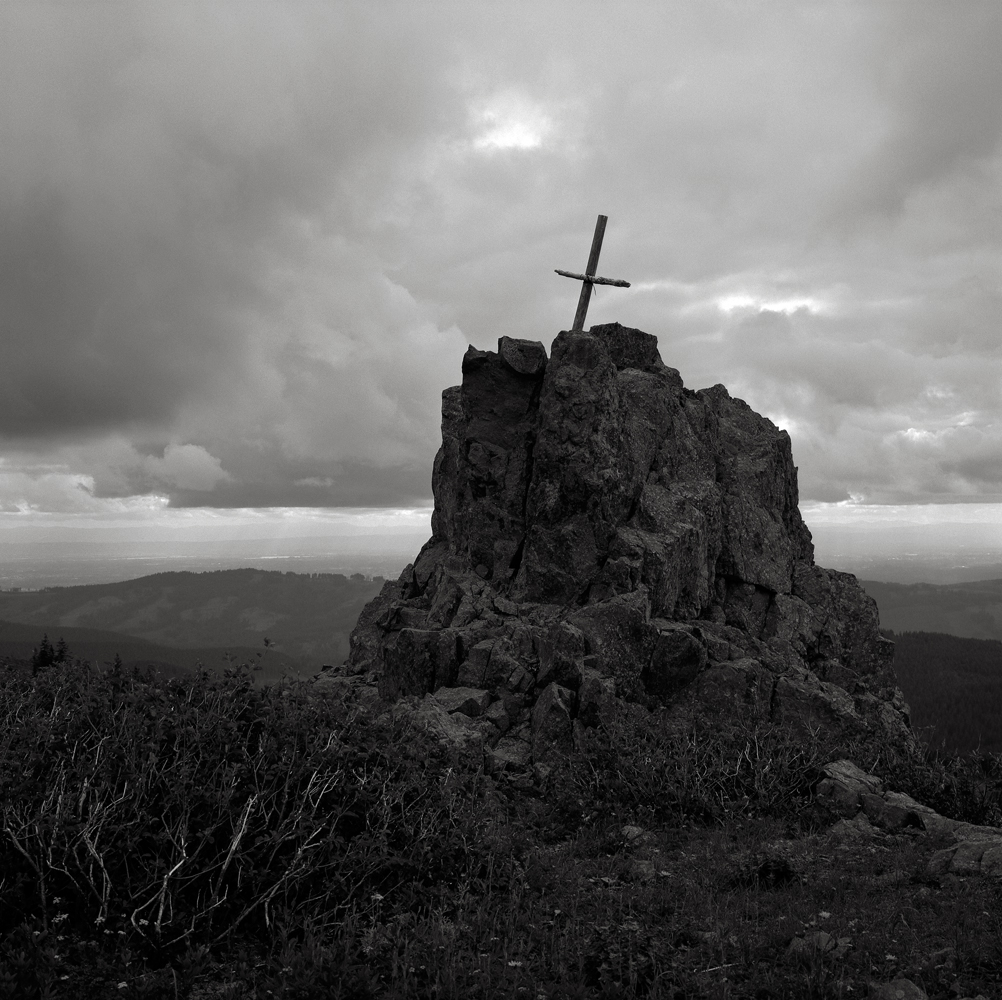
[0,568,384,675]
[863,578,1002,642]
[890,630,1002,756]
[0,619,302,683]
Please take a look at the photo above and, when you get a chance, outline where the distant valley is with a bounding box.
[862,578,1002,642]
[0,568,385,681]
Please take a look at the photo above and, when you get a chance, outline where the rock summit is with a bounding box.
[336,324,913,769]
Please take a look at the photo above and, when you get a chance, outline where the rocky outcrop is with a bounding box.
[332,323,914,768]
[819,759,1002,879]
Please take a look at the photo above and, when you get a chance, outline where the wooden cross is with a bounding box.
[555,214,631,331]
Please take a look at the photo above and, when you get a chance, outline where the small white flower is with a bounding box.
[508,960,523,967]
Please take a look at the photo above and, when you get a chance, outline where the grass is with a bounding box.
[2,654,1001,998]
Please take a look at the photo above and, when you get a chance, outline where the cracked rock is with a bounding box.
[331,324,917,774]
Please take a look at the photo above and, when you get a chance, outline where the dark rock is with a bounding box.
[786,931,851,964]
[531,682,575,761]
[455,639,494,687]
[484,698,511,733]
[816,759,883,817]
[644,625,708,700]
[816,759,1002,865]
[335,323,916,771]
[869,979,928,1000]
[488,735,532,773]
[393,695,487,752]
[577,669,617,728]
[433,686,492,717]
[380,628,460,701]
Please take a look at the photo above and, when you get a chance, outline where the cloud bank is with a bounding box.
[2,3,1001,513]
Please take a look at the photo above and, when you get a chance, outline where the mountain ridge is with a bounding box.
[0,568,383,674]
[863,577,1002,642]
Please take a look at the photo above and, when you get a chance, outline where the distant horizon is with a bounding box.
[2,500,1001,590]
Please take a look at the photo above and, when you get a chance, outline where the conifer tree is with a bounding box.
[31,634,55,674]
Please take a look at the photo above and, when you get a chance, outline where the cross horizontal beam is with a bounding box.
[554,269,630,287]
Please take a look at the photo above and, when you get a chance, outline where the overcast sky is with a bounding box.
[2,3,1001,547]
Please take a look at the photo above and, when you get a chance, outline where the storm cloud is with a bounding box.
[2,3,1001,513]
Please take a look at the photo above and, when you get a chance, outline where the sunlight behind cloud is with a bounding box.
[717,294,825,315]
[472,91,551,151]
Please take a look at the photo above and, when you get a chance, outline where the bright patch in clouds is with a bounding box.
[472,91,551,150]
[717,294,825,315]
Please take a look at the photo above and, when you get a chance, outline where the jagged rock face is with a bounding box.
[342,324,912,764]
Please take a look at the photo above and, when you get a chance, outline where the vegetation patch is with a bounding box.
[2,650,1002,998]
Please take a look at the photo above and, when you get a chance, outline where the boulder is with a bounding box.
[393,696,488,753]
[488,738,532,773]
[484,698,511,733]
[816,760,884,818]
[432,686,492,717]
[815,759,1002,875]
[927,832,1002,877]
[869,981,928,1000]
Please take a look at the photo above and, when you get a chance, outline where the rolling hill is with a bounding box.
[0,568,385,677]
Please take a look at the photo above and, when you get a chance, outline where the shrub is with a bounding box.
[0,657,502,970]
[525,699,870,839]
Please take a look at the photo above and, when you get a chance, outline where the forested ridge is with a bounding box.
[889,630,1002,755]
[0,569,384,678]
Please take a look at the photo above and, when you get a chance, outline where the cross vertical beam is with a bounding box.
[555,214,630,331]
[572,214,608,331]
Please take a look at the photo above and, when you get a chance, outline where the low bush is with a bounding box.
[530,700,871,838]
[0,657,505,978]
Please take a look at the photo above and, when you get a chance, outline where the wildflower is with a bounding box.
[508,960,523,967]
[818,911,831,920]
